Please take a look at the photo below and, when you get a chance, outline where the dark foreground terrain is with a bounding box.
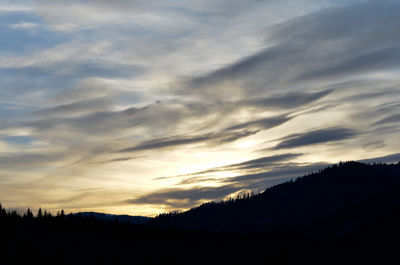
[2,161,400,264]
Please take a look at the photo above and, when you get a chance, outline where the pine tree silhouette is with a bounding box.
[24,208,33,219]
[37,208,43,219]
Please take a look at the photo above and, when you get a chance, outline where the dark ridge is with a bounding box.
[153,161,400,237]
[75,211,151,224]
[2,161,400,264]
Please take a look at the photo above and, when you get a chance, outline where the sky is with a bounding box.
[0,0,400,216]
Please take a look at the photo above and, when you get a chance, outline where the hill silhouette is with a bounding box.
[154,161,400,238]
[76,211,151,224]
[2,161,400,264]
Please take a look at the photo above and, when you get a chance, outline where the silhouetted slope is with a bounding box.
[76,212,151,224]
[2,161,400,264]
[154,162,400,238]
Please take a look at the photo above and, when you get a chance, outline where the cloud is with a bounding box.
[26,98,241,142]
[225,115,292,131]
[92,156,143,164]
[0,1,33,13]
[27,104,154,139]
[0,152,63,170]
[9,22,38,29]
[181,1,400,99]
[158,153,303,181]
[119,135,213,152]
[272,127,358,150]
[296,46,400,81]
[34,0,317,30]
[362,140,386,151]
[51,78,114,103]
[373,113,400,126]
[125,184,242,208]
[174,153,303,185]
[0,41,108,68]
[236,89,333,110]
[33,97,113,118]
[360,152,400,164]
[224,153,303,171]
[221,163,329,184]
[118,129,259,152]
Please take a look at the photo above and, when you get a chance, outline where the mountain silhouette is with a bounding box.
[2,161,400,264]
[154,161,400,238]
[76,212,151,224]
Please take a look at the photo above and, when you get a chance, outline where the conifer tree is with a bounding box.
[24,208,33,219]
[37,208,43,218]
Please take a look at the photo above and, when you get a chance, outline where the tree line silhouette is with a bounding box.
[2,161,400,264]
